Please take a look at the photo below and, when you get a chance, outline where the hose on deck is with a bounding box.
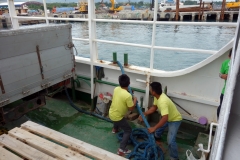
[116,61,164,160]
[64,87,112,123]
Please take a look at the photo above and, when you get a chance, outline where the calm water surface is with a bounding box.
[71,22,235,71]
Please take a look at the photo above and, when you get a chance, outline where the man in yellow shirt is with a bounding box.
[109,74,137,156]
[139,82,182,160]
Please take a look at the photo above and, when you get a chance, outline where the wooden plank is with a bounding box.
[21,121,127,160]
[8,128,90,160]
[0,146,23,160]
[0,134,55,160]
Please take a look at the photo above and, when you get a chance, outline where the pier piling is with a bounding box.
[229,13,233,22]
[198,0,202,20]
[176,0,179,21]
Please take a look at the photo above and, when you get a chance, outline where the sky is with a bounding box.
[0,0,233,3]
[0,0,130,3]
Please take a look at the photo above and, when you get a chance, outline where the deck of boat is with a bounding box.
[1,94,209,160]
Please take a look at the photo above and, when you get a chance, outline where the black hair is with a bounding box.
[150,82,162,95]
[119,74,130,87]
[229,49,232,57]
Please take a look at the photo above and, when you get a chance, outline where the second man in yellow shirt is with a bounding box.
[109,74,137,156]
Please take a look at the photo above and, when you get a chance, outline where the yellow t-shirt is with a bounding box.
[109,87,134,121]
[153,93,182,122]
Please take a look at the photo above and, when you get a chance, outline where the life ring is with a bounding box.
[165,13,170,19]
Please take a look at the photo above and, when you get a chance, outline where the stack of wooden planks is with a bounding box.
[0,121,127,160]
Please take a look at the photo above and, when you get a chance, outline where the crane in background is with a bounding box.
[78,0,88,13]
[77,0,124,14]
[109,0,123,12]
[226,0,240,10]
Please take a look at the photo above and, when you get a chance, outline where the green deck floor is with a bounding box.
[24,95,205,160]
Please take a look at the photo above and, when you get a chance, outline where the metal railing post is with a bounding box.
[150,0,158,70]
[42,0,49,25]
[7,0,19,29]
[88,0,97,102]
[210,9,240,160]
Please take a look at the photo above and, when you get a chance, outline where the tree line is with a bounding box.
[27,1,229,11]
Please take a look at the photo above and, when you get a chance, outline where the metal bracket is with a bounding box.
[63,73,72,79]
[41,82,51,88]
[0,96,46,125]
[0,108,3,125]
[22,90,30,95]
[67,42,74,49]
[0,99,9,107]
[0,75,5,94]
[36,45,44,79]
[22,86,31,95]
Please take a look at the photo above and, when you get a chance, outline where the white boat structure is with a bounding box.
[1,0,240,159]
[158,0,193,12]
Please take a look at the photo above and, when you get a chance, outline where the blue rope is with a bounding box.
[116,61,164,160]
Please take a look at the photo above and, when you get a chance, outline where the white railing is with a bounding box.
[6,0,237,106]
[42,0,49,25]
[210,9,240,160]
[12,16,88,22]
[94,39,217,54]
[94,19,237,26]
[198,122,219,153]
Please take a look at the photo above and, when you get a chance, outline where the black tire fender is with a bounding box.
[165,13,170,19]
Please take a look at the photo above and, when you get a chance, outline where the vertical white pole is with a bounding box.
[88,0,97,101]
[148,0,158,110]
[42,0,49,25]
[150,0,158,70]
[7,0,19,29]
[144,74,151,110]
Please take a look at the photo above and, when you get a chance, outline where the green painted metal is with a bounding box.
[91,99,95,111]
[140,96,143,109]
[182,119,208,129]
[124,53,128,66]
[76,90,92,105]
[77,77,91,87]
[192,132,210,158]
[74,79,81,88]
[25,96,203,160]
[77,75,91,81]
[71,78,76,102]
[47,87,64,97]
[164,86,167,94]
[76,75,146,93]
[113,52,117,64]
[26,97,137,152]
[95,79,146,93]
[96,79,118,86]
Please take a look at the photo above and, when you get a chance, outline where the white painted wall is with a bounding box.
[74,39,233,123]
